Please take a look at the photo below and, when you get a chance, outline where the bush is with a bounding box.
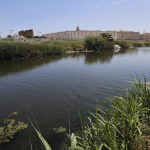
[114,40,130,48]
[84,35,114,51]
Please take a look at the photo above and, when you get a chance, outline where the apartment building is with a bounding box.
[140,33,150,40]
[117,30,140,40]
[42,27,140,41]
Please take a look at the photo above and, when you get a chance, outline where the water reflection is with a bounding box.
[0,47,150,150]
[85,50,114,64]
[0,49,139,78]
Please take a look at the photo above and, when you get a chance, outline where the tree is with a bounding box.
[7,35,12,38]
[100,33,114,42]
[33,36,40,38]
[26,35,33,38]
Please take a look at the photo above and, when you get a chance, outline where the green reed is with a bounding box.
[69,75,150,150]
[0,40,68,60]
[30,75,150,150]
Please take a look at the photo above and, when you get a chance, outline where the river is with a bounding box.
[0,47,150,150]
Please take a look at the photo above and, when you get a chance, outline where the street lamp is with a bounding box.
[0,32,2,39]
[10,30,13,36]
[37,31,41,37]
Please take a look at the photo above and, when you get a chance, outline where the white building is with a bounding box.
[13,34,27,41]
[42,26,118,41]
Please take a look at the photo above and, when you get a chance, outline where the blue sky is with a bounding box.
[0,0,149,37]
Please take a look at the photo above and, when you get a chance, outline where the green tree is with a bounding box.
[33,36,40,38]
[26,34,33,38]
[101,33,114,42]
[7,35,12,38]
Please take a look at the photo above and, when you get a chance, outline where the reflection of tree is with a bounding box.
[0,49,139,77]
[85,50,114,65]
[0,53,87,77]
[0,55,66,77]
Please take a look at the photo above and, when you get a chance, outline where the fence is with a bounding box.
[26,38,51,42]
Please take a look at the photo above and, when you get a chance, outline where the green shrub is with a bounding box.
[114,41,130,48]
[84,35,114,51]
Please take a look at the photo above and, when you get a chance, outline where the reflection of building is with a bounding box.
[117,30,140,40]
[42,27,141,41]
[140,33,150,40]
[42,26,118,40]
[19,29,34,37]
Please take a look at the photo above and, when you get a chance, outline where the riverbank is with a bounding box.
[1,47,150,149]
[115,40,150,48]
[0,40,84,60]
[0,39,150,60]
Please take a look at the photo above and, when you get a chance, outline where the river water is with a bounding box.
[0,47,150,150]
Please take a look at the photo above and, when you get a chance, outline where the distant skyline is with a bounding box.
[0,0,150,37]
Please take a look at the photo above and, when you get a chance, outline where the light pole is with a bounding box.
[37,31,41,37]
[10,30,13,36]
[0,32,2,39]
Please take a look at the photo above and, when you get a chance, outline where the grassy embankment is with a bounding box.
[115,40,150,48]
[0,39,84,60]
[0,37,150,60]
[30,75,150,150]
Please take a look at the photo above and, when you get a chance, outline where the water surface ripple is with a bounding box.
[0,47,150,150]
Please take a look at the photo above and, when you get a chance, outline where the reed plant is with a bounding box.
[114,40,150,48]
[0,41,68,60]
[68,75,150,150]
[30,75,150,150]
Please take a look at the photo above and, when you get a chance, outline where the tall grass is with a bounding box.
[114,40,150,48]
[31,75,150,150]
[0,39,150,60]
[70,75,150,150]
[0,41,68,60]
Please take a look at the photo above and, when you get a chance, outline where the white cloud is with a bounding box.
[110,0,128,6]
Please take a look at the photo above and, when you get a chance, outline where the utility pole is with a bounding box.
[0,32,2,39]
[10,30,13,36]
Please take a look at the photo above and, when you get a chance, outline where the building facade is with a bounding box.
[117,30,140,40]
[140,33,150,40]
[42,27,141,41]
[19,29,34,37]
[13,34,27,41]
[42,27,118,41]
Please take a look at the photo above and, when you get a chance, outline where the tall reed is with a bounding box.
[31,75,150,150]
[70,75,150,150]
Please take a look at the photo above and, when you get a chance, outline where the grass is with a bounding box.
[114,40,150,48]
[0,40,68,60]
[0,38,150,60]
[0,40,85,60]
[68,75,150,150]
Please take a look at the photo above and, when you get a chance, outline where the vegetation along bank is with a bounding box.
[1,75,150,150]
[0,34,150,60]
